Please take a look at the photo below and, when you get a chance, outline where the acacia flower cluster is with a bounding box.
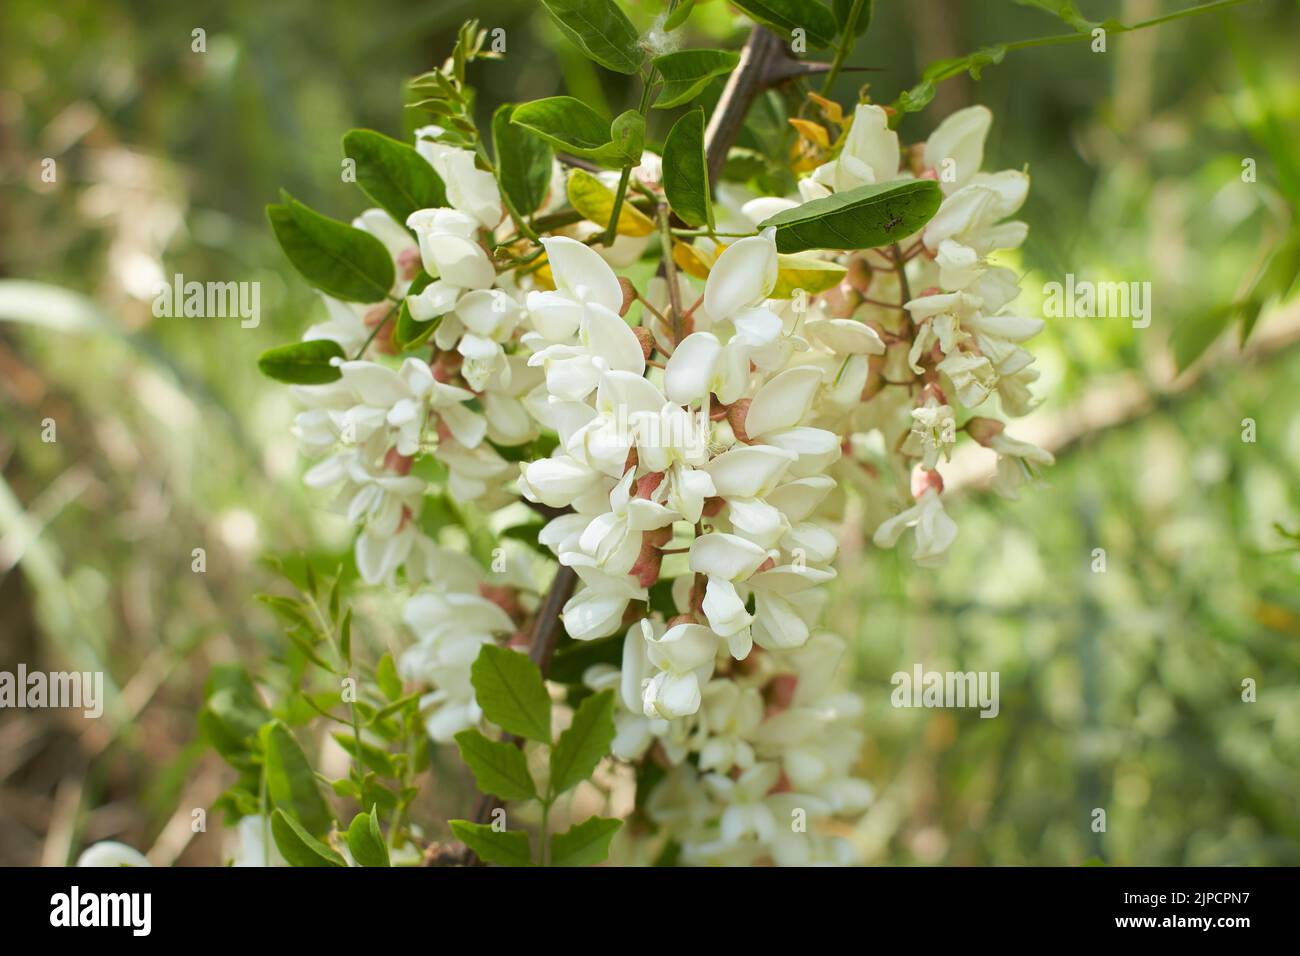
[249,13,1059,867]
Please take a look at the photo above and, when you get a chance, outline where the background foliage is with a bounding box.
[1,0,1297,865]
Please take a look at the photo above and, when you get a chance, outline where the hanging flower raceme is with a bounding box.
[252,13,1055,868]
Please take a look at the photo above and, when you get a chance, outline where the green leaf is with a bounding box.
[892,45,1007,117]
[271,808,346,867]
[549,816,622,867]
[199,666,269,771]
[256,339,345,385]
[376,651,402,701]
[651,49,739,109]
[549,689,616,795]
[266,195,395,302]
[608,111,647,168]
[1013,0,1097,33]
[1171,302,1234,372]
[331,732,397,776]
[1241,227,1300,343]
[454,729,538,802]
[449,820,533,867]
[341,129,448,229]
[511,98,639,169]
[261,720,334,837]
[833,0,874,36]
[758,179,942,254]
[492,104,554,219]
[539,0,644,75]
[470,644,552,744]
[339,608,353,667]
[730,0,839,49]
[662,108,713,230]
[345,807,390,867]
[664,0,696,31]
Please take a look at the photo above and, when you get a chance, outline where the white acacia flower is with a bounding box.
[642,620,719,719]
[872,487,958,567]
[805,103,900,198]
[989,432,1055,499]
[76,841,151,867]
[561,564,647,641]
[924,105,992,195]
[905,396,956,470]
[527,302,645,402]
[561,468,679,577]
[406,208,496,290]
[402,591,514,741]
[696,680,763,773]
[414,125,502,229]
[689,532,775,658]
[703,762,783,846]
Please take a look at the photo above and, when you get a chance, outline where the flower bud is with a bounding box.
[726,398,751,444]
[846,256,873,294]
[965,416,1006,447]
[911,466,944,499]
[618,276,637,317]
[397,246,423,281]
[633,325,655,359]
[383,447,414,475]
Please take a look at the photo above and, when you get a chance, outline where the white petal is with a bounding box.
[745,365,824,438]
[807,318,886,355]
[841,103,900,186]
[924,105,992,194]
[689,532,770,580]
[704,445,796,498]
[542,236,622,312]
[663,331,722,404]
[703,231,778,319]
[584,304,646,376]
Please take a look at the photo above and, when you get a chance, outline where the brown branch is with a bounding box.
[704,26,794,185]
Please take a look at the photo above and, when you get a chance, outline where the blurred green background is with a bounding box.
[1,0,1297,865]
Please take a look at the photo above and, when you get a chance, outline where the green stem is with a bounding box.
[259,758,270,867]
[1004,0,1248,53]
[601,68,658,247]
[672,227,758,238]
[821,0,868,95]
[603,165,635,247]
[539,789,553,866]
[658,204,685,345]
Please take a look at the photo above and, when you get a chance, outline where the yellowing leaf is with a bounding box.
[772,253,848,299]
[566,168,655,237]
[672,240,719,280]
[806,92,844,126]
[788,118,831,149]
[531,257,556,291]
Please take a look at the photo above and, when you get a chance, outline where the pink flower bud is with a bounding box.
[911,466,944,499]
[384,447,414,475]
[397,247,423,281]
